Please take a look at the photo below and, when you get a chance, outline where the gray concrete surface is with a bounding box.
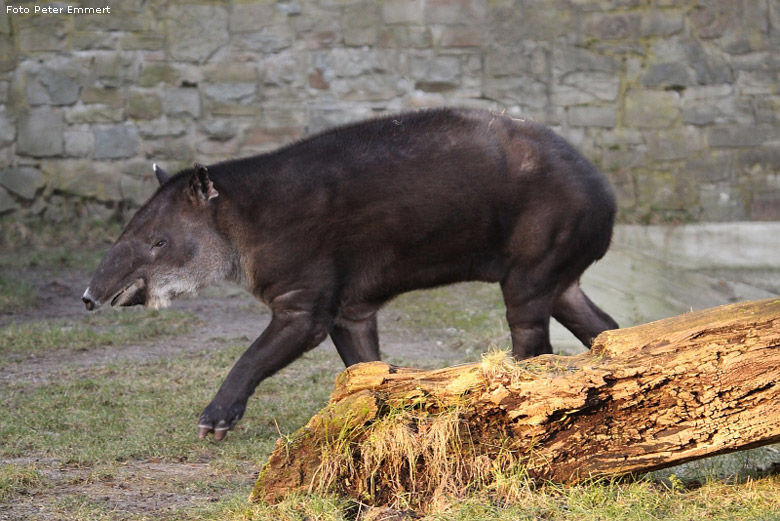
[554,223,780,354]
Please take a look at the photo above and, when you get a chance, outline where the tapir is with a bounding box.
[82,108,618,440]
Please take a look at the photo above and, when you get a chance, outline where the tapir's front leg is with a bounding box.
[197,301,331,440]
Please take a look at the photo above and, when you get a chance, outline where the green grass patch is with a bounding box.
[0,274,36,313]
[0,463,48,502]
[386,282,508,356]
[0,246,109,271]
[0,308,198,355]
[0,345,339,466]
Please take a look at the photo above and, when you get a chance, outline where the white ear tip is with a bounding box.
[153,163,158,172]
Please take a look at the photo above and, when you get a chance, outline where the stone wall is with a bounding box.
[0,0,779,223]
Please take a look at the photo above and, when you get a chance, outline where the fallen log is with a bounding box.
[252,298,780,510]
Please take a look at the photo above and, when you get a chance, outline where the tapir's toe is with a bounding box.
[197,403,244,441]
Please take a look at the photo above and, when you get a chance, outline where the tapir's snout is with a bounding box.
[82,289,99,311]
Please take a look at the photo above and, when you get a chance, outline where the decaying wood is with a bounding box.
[252,298,780,509]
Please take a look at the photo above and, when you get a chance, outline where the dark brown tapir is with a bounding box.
[82,108,618,440]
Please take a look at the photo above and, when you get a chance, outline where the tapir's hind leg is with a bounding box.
[553,280,618,347]
[500,266,557,359]
[330,312,381,366]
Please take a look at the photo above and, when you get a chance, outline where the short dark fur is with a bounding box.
[84,108,618,439]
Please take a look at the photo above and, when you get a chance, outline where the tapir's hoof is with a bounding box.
[197,403,245,440]
[197,424,230,440]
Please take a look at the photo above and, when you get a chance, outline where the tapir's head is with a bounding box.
[82,163,232,311]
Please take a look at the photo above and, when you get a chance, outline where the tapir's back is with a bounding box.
[210,108,616,298]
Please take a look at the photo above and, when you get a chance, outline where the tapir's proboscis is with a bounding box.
[83,108,618,440]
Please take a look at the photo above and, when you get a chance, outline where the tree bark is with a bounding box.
[252,298,780,509]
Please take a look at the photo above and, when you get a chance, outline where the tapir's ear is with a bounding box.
[153,163,170,186]
[187,164,219,205]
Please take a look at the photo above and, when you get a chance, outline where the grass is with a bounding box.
[0,308,198,355]
[2,241,780,519]
[0,274,36,313]
[0,464,47,502]
[385,282,509,360]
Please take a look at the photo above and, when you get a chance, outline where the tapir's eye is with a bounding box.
[153,239,167,248]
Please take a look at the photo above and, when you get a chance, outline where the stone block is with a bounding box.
[0,167,44,199]
[17,108,65,157]
[93,125,140,159]
[305,103,373,135]
[552,46,619,75]
[328,48,396,78]
[682,96,752,126]
[586,13,640,40]
[483,76,547,109]
[686,154,735,183]
[167,5,229,62]
[199,119,238,141]
[736,70,777,96]
[380,25,433,48]
[26,66,83,106]
[551,84,595,106]
[485,46,531,77]
[277,1,302,16]
[568,105,617,128]
[753,96,780,124]
[234,25,294,53]
[127,92,163,120]
[203,62,258,83]
[635,167,699,214]
[229,3,276,32]
[81,87,124,107]
[64,128,95,157]
[260,50,306,88]
[0,37,16,73]
[0,9,9,35]
[0,186,15,213]
[488,0,575,43]
[382,0,425,23]
[138,120,188,138]
[65,106,125,124]
[163,88,201,118]
[95,53,139,88]
[750,192,780,220]
[203,83,257,103]
[624,90,680,128]
[686,41,733,85]
[120,33,165,51]
[646,127,706,161]
[260,106,307,128]
[699,183,747,221]
[410,55,460,89]
[438,26,484,48]
[72,31,120,51]
[708,125,771,148]
[690,1,734,39]
[16,17,67,52]
[119,171,158,206]
[425,0,486,24]
[0,110,14,147]
[330,74,407,101]
[44,160,123,201]
[343,4,379,46]
[640,10,684,37]
[140,137,194,162]
[138,63,179,87]
[198,138,240,157]
[640,62,692,88]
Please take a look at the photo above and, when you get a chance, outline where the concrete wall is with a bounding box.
[0,0,779,223]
